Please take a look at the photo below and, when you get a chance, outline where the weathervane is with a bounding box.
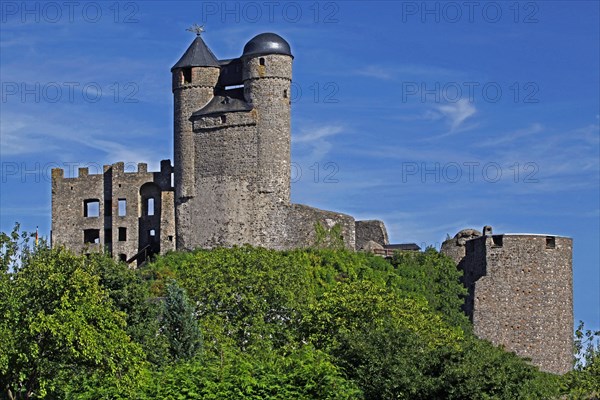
[186,24,205,36]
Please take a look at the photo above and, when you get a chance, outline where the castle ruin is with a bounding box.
[441,227,573,374]
[51,32,573,374]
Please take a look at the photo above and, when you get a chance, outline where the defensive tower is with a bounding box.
[442,227,573,374]
[172,33,220,249]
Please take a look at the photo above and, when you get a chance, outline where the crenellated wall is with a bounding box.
[51,161,175,265]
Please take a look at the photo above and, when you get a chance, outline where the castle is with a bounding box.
[51,32,573,375]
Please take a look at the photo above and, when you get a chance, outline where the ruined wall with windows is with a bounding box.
[442,229,573,375]
[51,160,175,265]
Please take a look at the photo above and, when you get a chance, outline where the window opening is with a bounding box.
[83,199,100,217]
[83,229,100,244]
[118,199,126,216]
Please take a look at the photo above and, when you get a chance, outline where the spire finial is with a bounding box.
[186,24,205,36]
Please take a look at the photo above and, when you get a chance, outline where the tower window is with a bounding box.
[118,199,126,216]
[118,254,127,262]
[283,89,288,98]
[149,229,156,242]
[83,199,100,217]
[83,229,100,244]
[259,57,265,66]
[220,115,226,124]
[182,68,192,84]
[546,236,556,249]
[118,227,127,241]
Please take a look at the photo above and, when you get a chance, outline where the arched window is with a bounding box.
[140,183,161,217]
[259,57,265,66]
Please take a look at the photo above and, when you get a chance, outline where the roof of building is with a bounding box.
[384,243,421,251]
[242,32,293,58]
[191,88,252,117]
[172,36,220,71]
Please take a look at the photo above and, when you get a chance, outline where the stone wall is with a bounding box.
[284,204,356,250]
[355,220,389,250]
[456,233,573,374]
[51,161,175,264]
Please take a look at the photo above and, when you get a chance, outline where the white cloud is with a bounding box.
[354,65,394,80]
[437,99,477,132]
[292,124,344,162]
[353,64,461,81]
[0,109,167,167]
[475,123,543,147]
[293,125,344,143]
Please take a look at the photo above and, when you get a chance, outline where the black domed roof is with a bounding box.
[242,33,292,58]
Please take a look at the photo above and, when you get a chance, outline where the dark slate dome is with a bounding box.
[242,33,293,58]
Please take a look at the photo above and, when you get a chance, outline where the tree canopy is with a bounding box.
[1,224,597,399]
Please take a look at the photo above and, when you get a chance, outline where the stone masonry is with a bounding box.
[52,161,175,265]
[442,227,573,374]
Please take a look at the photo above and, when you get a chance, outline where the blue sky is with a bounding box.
[1,1,598,331]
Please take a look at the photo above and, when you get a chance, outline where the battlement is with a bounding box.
[52,160,173,181]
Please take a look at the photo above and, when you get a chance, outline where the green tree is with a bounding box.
[437,336,562,399]
[390,247,469,329]
[0,227,146,399]
[562,321,600,399]
[162,281,203,361]
[139,345,361,399]
[302,280,463,399]
[86,253,168,365]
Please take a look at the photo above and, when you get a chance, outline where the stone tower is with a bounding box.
[442,227,573,374]
[171,34,220,250]
[242,34,293,247]
[173,32,294,249]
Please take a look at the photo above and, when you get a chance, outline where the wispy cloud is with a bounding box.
[293,125,343,143]
[475,123,543,147]
[0,109,167,167]
[354,65,394,80]
[353,64,461,81]
[437,99,477,133]
[292,124,344,161]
